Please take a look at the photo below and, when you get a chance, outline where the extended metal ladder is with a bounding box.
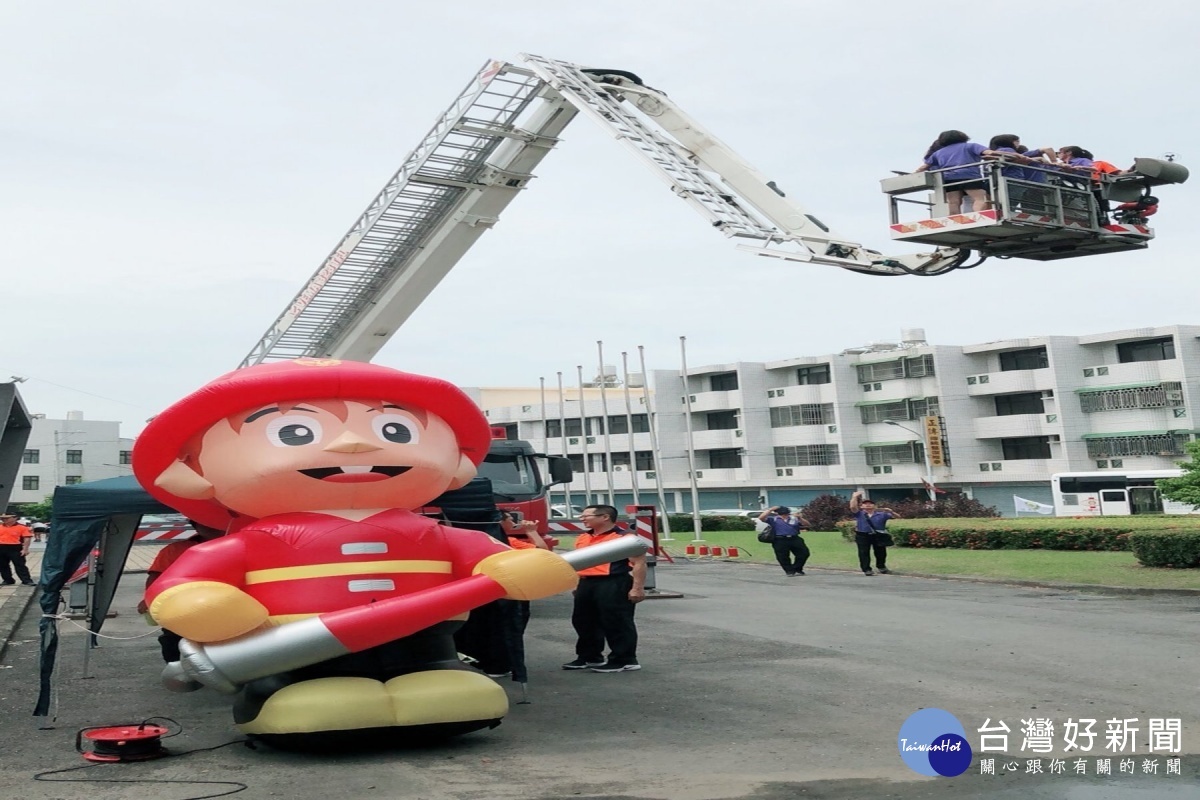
[241,60,571,365]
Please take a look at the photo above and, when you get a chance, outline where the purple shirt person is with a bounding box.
[914,130,993,215]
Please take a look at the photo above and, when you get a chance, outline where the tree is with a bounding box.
[12,496,53,521]
[1158,440,1200,509]
[889,494,1001,519]
[800,494,853,531]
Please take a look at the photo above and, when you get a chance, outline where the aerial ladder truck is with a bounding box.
[235,54,1187,526]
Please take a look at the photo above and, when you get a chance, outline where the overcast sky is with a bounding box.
[4,0,1198,437]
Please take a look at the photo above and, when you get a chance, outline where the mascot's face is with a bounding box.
[191,398,469,518]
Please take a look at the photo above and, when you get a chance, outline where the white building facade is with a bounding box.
[12,413,134,505]
[481,325,1200,516]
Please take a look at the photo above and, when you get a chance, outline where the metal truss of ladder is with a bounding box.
[519,53,781,243]
[240,60,546,366]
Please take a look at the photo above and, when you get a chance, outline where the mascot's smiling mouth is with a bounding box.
[298,466,412,483]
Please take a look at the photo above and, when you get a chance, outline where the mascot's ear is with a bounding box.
[447,453,477,490]
[155,460,216,500]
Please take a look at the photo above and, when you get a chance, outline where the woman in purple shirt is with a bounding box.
[914,130,993,215]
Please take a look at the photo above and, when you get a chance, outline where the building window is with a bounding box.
[611,452,631,468]
[565,418,584,437]
[855,355,935,384]
[770,404,834,427]
[635,451,655,471]
[709,372,739,391]
[1085,433,1190,459]
[23,449,39,464]
[864,442,924,466]
[66,450,83,464]
[1079,382,1184,413]
[774,444,840,467]
[859,397,938,425]
[1001,436,1052,460]
[797,364,831,385]
[65,475,84,485]
[707,448,742,469]
[910,397,940,418]
[496,423,518,440]
[607,415,629,434]
[1117,336,1175,363]
[995,392,1045,416]
[588,453,607,472]
[706,410,740,430]
[567,454,584,474]
[22,475,39,491]
[860,401,909,424]
[119,450,133,465]
[545,420,562,438]
[998,347,1049,371]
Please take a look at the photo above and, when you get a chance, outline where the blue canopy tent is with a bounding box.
[34,475,178,718]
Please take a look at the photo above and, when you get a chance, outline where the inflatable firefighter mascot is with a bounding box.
[132,358,578,749]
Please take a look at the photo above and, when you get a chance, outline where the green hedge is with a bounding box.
[1128,531,1200,568]
[836,516,1200,552]
[666,514,755,532]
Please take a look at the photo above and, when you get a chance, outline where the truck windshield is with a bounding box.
[477,453,539,499]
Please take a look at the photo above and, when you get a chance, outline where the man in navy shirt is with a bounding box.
[758,506,812,577]
[849,492,900,576]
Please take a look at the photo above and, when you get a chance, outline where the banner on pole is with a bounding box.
[1014,495,1054,515]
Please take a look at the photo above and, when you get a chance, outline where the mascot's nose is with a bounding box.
[323,431,384,454]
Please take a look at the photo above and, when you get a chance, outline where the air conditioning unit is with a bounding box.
[735,429,744,437]
[767,390,776,398]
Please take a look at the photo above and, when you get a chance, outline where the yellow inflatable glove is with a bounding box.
[149,581,270,642]
[472,549,578,601]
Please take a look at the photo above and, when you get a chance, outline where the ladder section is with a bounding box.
[520,53,781,242]
[240,60,551,366]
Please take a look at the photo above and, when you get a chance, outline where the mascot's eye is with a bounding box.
[372,413,420,445]
[265,415,323,447]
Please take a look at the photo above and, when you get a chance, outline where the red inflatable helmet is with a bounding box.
[132,359,491,529]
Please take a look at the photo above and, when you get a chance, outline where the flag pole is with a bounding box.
[638,345,672,540]
[557,372,572,514]
[621,351,641,506]
[680,336,703,543]
[577,365,593,508]
[596,341,616,508]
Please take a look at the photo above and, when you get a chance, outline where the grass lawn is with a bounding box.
[656,530,1200,590]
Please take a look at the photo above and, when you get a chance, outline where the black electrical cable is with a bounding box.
[35,717,251,800]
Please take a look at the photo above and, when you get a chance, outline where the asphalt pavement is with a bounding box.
[0,551,1198,799]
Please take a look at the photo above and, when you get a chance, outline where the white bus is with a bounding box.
[1050,470,1197,516]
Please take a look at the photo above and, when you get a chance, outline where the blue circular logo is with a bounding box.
[898,708,973,777]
